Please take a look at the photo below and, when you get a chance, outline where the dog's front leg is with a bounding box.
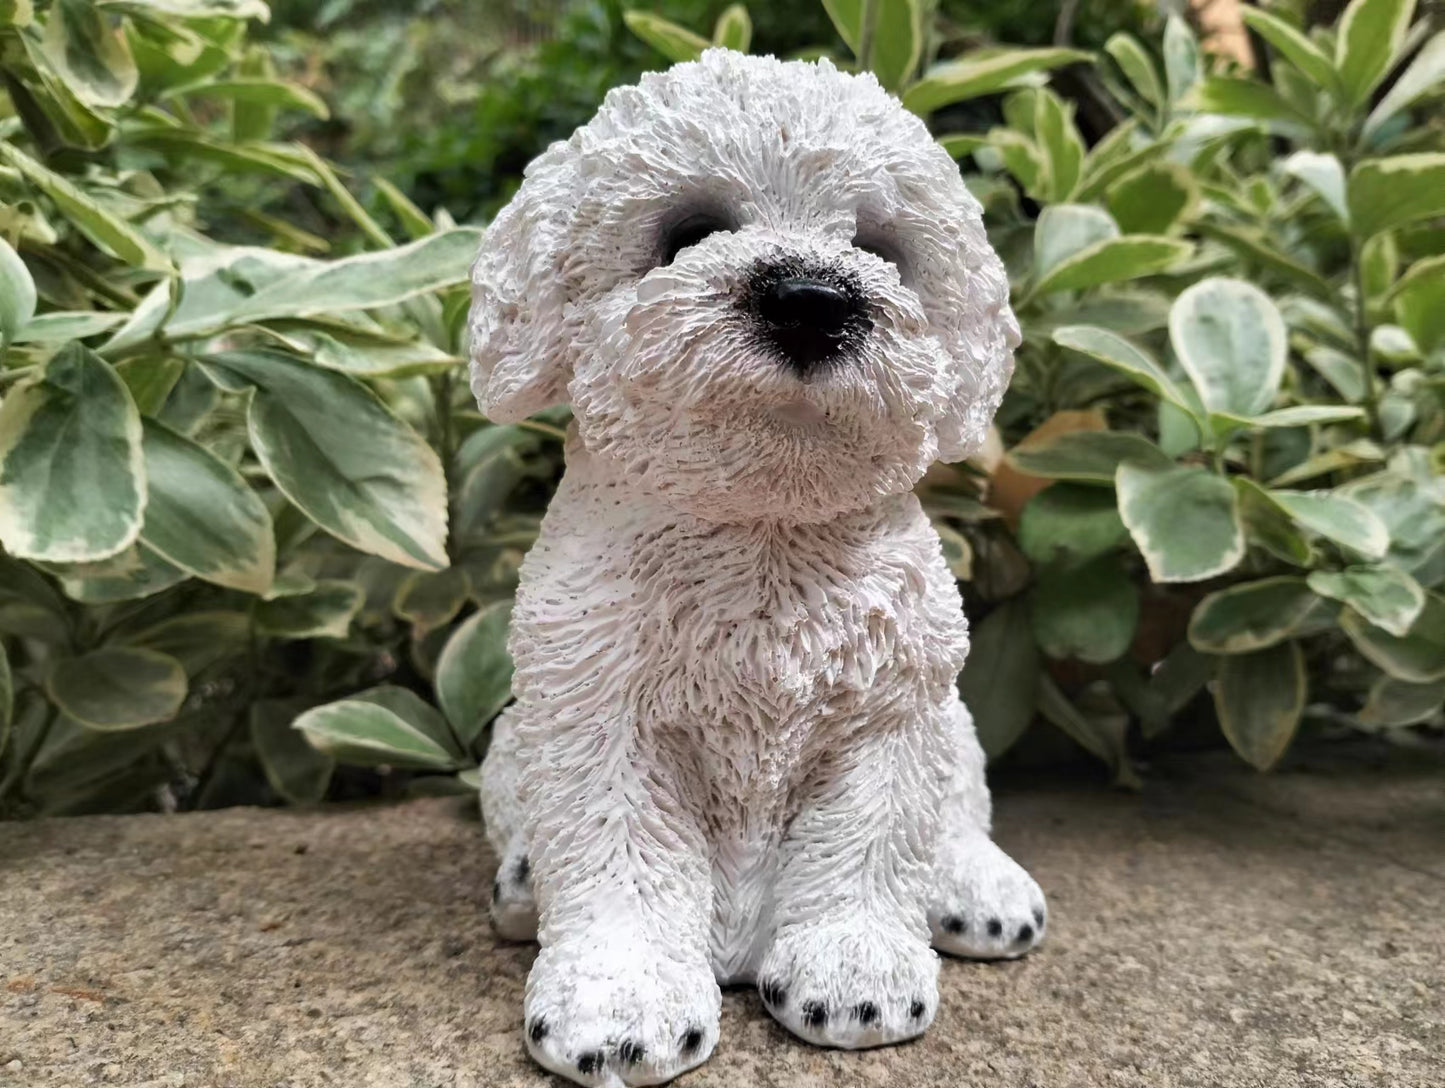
[521,717,720,1087]
[758,714,947,1049]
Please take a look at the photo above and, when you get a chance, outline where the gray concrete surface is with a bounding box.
[2,743,1442,1088]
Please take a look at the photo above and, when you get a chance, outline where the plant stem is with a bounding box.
[1348,237,1383,438]
[857,0,879,73]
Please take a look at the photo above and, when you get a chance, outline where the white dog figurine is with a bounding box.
[469,49,1044,1088]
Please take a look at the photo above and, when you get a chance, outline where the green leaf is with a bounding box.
[139,419,274,594]
[1348,154,1445,239]
[214,228,483,329]
[121,610,249,675]
[1392,255,1445,354]
[1006,430,1172,483]
[1268,489,1390,559]
[712,4,751,51]
[1033,204,1118,280]
[959,597,1039,760]
[1169,277,1287,419]
[932,520,972,580]
[1106,161,1197,234]
[1308,566,1425,637]
[902,48,1091,115]
[1236,405,1367,429]
[1188,577,1323,653]
[622,10,710,62]
[394,566,470,637]
[1340,593,1445,682]
[1,0,34,27]
[936,133,988,159]
[250,698,334,804]
[435,601,514,745]
[1335,0,1416,107]
[1358,674,1445,727]
[203,349,447,570]
[1338,459,1445,577]
[96,0,270,17]
[56,544,186,603]
[1105,32,1164,111]
[1240,8,1339,92]
[869,0,924,90]
[46,647,187,730]
[294,697,460,771]
[1213,642,1306,771]
[1195,222,1333,299]
[1364,30,1445,138]
[1032,236,1191,297]
[180,77,328,117]
[1017,482,1127,567]
[1033,89,1084,201]
[1116,461,1244,583]
[117,355,186,415]
[1031,555,1138,664]
[1192,76,1313,127]
[1283,150,1349,223]
[0,343,144,563]
[0,236,36,347]
[40,0,139,108]
[12,311,126,344]
[1036,673,1136,785]
[0,143,169,270]
[1163,14,1200,103]
[372,176,434,241]
[1052,325,1194,416]
[256,580,362,639]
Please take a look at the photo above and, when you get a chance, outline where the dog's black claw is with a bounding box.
[942,914,966,935]
[853,1001,879,1026]
[1033,907,1046,928]
[1016,923,1035,943]
[618,1039,645,1066]
[801,1000,828,1029]
[909,999,927,1020]
[759,978,787,1007]
[514,855,531,881]
[527,1016,548,1043]
[576,1050,603,1075]
[986,917,1004,938]
[680,1026,705,1055]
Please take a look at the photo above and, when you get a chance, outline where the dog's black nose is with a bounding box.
[751,272,869,374]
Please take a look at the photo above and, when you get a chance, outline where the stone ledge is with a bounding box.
[2,745,1442,1088]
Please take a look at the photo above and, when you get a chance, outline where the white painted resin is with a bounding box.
[469,49,1046,1088]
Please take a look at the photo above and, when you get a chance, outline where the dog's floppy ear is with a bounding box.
[468,149,578,422]
[933,221,1021,464]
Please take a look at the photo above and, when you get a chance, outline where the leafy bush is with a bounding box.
[0,0,1441,819]
[625,0,1445,782]
[0,0,556,816]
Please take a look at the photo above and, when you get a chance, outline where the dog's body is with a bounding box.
[470,50,1044,1087]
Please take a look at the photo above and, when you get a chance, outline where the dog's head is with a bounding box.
[469,50,1018,523]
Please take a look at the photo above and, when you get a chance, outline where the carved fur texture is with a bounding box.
[469,50,1045,1088]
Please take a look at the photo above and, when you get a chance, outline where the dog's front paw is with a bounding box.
[929,834,1047,960]
[524,934,721,1087]
[757,914,939,1049]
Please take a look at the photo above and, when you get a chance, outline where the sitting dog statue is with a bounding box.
[469,48,1045,1088]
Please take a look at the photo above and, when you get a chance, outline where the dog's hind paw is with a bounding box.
[757,914,938,1049]
[488,844,539,941]
[929,833,1046,961]
[524,935,721,1086]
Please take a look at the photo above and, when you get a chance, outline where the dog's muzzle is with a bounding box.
[743,259,873,377]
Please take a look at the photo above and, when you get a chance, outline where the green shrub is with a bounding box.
[0,0,1441,819]
[0,0,557,816]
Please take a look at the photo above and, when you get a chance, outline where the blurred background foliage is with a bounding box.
[0,0,1441,818]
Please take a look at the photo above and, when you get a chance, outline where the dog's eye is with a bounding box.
[661,215,730,266]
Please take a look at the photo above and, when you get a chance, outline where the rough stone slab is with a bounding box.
[2,744,1442,1088]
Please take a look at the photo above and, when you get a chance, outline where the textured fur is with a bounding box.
[469,50,1045,1088]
